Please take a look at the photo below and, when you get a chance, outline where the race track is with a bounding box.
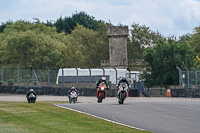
[57,101,200,133]
[1,94,200,133]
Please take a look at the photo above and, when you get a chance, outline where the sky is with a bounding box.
[1,0,200,37]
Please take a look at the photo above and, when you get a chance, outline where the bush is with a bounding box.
[7,79,15,86]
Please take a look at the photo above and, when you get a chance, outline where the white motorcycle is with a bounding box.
[69,91,78,104]
[28,93,36,103]
[117,82,129,104]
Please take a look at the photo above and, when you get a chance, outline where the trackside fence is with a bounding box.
[176,66,200,89]
[0,66,134,89]
[0,68,59,87]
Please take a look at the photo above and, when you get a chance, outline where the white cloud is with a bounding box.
[180,0,200,23]
[1,0,200,37]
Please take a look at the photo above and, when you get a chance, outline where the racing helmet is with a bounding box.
[30,89,34,93]
[101,77,106,82]
[71,87,75,90]
[121,77,126,81]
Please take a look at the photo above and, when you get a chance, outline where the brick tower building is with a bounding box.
[101,26,129,69]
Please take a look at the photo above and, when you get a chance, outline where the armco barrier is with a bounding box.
[0,86,139,97]
[129,89,139,97]
[2,86,200,98]
[171,89,200,98]
[0,86,118,97]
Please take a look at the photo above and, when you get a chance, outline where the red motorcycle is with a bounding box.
[96,82,107,103]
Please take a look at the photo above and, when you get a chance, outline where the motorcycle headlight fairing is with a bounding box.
[101,87,105,90]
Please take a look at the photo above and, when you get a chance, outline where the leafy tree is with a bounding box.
[0,20,66,69]
[0,19,110,69]
[193,55,200,69]
[0,22,7,33]
[187,26,200,70]
[0,21,13,33]
[55,11,104,34]
[189,26,200,53]
[127,23,163,61]
[178,33,191,44]
[142,39,195,88]
[54,17,64,33]
[44,20,55,27]
[60,25,109,68]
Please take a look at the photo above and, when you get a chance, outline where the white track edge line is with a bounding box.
[55,104,146,131]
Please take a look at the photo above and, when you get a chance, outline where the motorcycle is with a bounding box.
[96,82,107,103]
[117,82,129,104]
[28,93,36,103]
[69,90,78,104]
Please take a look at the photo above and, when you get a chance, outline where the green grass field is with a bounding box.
[0,101,151,133]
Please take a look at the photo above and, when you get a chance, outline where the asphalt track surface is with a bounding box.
[1,94,200,133]
[56,99,200,133]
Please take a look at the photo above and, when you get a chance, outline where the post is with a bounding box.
[126,67,131,81]
[60,67,64,90]
[30,65,35,86]
[184,67,190,88]
[15,66,20,86]
[46,66,50,86]
[176,66,182,89]
[74,67,78,88]
[192,67,197,89]
[0,66,3,86]
[101,67,105,76]
[126,67,131,78]
[114,67,117,84]
[88,67,91,89]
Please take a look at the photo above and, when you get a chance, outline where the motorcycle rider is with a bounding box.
[26,89,37,103]
[95,77,108,89]
[116,76,130,98]
[96,77,109,102]
[68,87,78,101]
[117,76,129,90]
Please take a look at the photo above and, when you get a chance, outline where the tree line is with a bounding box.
[1,11,200,88]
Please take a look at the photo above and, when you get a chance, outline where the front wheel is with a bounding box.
[98,93,103,103]
[73,98,77,103]
[119,93,125,104]
[30,99,33,103]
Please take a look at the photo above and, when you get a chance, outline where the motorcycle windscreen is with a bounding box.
[70,91,77,97]
[100,82,105,86]
[120,82,127,88]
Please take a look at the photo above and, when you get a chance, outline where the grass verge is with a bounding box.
[0,101,151,133]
